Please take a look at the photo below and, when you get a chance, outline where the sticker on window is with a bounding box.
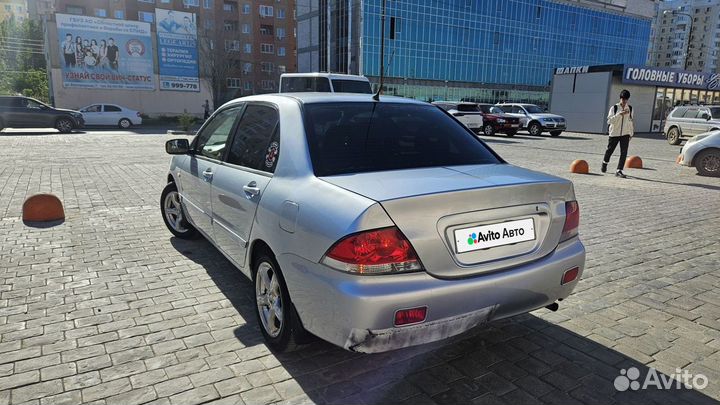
[265,141,279,168]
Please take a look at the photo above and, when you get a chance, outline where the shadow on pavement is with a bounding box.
[628,176,720,191]
[170,237,718,405]
[0,130,87,135]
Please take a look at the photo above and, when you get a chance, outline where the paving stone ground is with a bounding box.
[0,128,719,405]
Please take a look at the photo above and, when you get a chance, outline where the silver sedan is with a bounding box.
[679,130,720,177]
[160,94,586,353]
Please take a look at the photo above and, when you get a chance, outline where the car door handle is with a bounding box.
[202,169,213,181]
[243,181,260,198]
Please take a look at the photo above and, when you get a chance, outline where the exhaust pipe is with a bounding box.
[545,302,559,312]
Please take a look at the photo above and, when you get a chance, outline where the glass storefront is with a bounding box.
[651,87,720,132]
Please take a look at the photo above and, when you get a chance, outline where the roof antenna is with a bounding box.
[373,0,387,101]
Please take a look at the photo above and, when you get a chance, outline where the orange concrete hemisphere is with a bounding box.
[625,156,643,169]
[569,159,589,174]
[22,194,65,222]
[676,154,683,164]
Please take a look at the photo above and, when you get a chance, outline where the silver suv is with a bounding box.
[495,103,566,136]
[664,105,720,145]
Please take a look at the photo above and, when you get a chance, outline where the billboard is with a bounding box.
[56,14,154,90]
[155,8,199,92]
[623,65,720,91]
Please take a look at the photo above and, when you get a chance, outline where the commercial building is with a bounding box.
[43,0,296,115]
[297,0,655,105]
[550,64,720,133]
[647,0,720,72]
[0,0,28,21]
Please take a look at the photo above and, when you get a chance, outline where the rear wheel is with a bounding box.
[482,123,495,136]
[667,127,682,145]
[550,130,562,137]
[55,117,74,133]
[528,122,542,136]
[160,182,199,239]
[695,149,720,177]
[254,250,310,352]
[118,118,132,129]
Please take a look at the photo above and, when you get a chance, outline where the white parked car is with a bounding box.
[679,130,720,177]
[79,104,142,128]
[495,103,566,136]
[432,102,484,132]
[279,73,372,94]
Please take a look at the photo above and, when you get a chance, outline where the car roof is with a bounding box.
[280,73,370,82]
[225,93,429,106]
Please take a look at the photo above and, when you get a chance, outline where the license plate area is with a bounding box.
[454,218,535,253]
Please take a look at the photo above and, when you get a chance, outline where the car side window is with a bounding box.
[24,99,44,109]
[458,104,478,112]
[194,106,242,160]
[104,105,122,112]
[226,104,280,173]
[85,105,101,112]
[671,108,686,118]
[683,109,698,118]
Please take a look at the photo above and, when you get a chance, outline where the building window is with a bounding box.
[277,8,285,19]
[161,0,171,3]
[204,0,212,8]
[4,5,10,12]
[245,81,253,91]
[225,40,240,51]
[243,62,252,74]
[261,80,275,90]
[224,21,238,31]
[138,11,154,22]
[244,43,252,53]
[243,3,250,14]
[66,5,85,15]
[184,0,200,6]
[227,78,242,88]
[242,23,249,33]
[260,43,274,54]
[277,65,286,73]
[114,10,124,19]
[94,8,107,17]
[259,5,273,17]
[276,27,285,39]
[260,24,273,35]
[277,47,285,56]
[138,0,154,3]
[261,62,274,72]
[223,1,237,12]
[204,19,214,29]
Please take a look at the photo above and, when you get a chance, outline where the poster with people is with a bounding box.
[57,14,154,90]
[155,8,199,92]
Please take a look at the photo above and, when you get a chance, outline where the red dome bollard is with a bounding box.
[625,156,643,169]
[569,159,589,174]
[22,194,65,222]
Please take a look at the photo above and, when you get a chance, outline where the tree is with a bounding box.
[0,17,48,102]
[198,28,244,109]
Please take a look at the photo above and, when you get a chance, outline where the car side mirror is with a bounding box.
[704,114,711,121]
[166,138,190,155]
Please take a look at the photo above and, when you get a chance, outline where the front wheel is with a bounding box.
[667,127,682,145]
[695,149,720,177]
[160,182,199,239]
[55,117,74,133]
[482,123,495,136]
[254,251,310,352]
[528,122,542,136]
[550,130,562,137]
[118,118,132,129]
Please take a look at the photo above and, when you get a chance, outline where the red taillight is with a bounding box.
[560,201,579,241]
[394,307,427,326]
[322,227,423,274]
[561,267,579,285]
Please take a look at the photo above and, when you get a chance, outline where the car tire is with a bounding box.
[0,117,4,131]
[55,117,74,133]
[160,182,199,239]
[118,118,132,129]
[550,130,562,137]
[253,249,311,352]
[482,123,495,136]
[667,127,682,145]
[695,148,720,177]
[528,121,542,136]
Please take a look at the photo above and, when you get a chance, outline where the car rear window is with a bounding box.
[457,104,479,112]
[331,79,372,94]
[302,102,501,176]
[281,77,331,92]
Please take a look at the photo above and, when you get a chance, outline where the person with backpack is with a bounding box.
[602,89,634,178]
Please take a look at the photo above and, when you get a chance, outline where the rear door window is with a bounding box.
[683,108,699,118]
[302,102,501,176]
[104,105,122,112]
[226,104,280,173]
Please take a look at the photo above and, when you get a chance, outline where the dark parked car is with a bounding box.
[476,103,521,137]
[0,96,84,133]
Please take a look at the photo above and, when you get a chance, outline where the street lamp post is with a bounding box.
[664,8,694,70]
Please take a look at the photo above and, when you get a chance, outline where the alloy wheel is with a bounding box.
[57,119,73,133]
[163,190,188,233]
[256,262,284,338]
[701,153,720,173]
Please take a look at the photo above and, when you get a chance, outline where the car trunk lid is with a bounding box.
[320,164,575,278]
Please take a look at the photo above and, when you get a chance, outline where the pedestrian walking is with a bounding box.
[203,100,211,120]
[602,89,634,178]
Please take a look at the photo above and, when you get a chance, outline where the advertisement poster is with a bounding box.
[155,8,199,92]
[56,14,154,90]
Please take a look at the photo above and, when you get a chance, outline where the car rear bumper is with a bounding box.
[280,237,585,353]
